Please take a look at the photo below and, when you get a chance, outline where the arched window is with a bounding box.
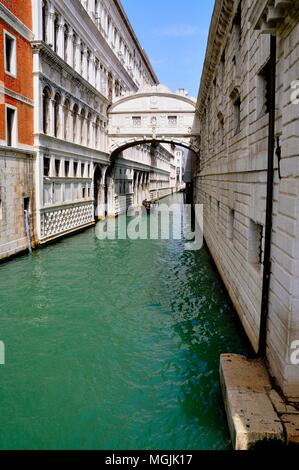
[64,25,68,62]
[42,86,51,134]
[108,72,113,101]
[64,99,71,140]
[54,93,61,138]
[115,80,120,97]
[42,1,48,42]
[73,104,79,142]
[80,109,86,145]
[54,15,59,53]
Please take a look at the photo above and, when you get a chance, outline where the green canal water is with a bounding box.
[0,195,251,450]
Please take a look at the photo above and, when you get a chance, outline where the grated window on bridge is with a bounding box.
[248,220,264,268]
[257,60,271,117]
[168,116,177,127]
[132,116,141,127]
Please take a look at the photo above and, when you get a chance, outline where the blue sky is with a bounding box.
[121,0,215,98]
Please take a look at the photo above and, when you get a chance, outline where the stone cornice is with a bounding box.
[110,91,196,112]
[0,3,34,41]
[0,85,34,107]
[196,0,236,119]
[114,158,170,176]
[249,0,299,33]
[36,133,110,163]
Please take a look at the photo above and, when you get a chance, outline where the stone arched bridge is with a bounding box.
[107,84,200,157]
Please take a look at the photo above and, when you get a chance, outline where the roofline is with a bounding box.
[113,0,159,85]
[196,0,237,117]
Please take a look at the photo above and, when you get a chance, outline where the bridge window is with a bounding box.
[168,116,177,127]
[249,220,264,268]
[132,116,141,127]
[257,60,271,117]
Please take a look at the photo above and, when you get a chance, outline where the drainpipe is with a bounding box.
[258,35,277,357]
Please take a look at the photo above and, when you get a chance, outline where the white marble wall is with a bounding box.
[194,0,299,399]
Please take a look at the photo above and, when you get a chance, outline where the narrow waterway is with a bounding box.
[0,194,251,450]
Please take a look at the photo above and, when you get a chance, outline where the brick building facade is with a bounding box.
[0,0,35,260]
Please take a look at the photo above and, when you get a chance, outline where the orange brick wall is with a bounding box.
[0,2,33,146]
[0,0,32,30]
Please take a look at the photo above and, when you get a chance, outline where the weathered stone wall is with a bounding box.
[0,150,35,260]
[194,0,299,399]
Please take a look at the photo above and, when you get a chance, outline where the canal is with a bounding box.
[0,194,251,450]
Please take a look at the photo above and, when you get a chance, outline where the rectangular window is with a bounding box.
[65,160,70,177]
[132,116,141,127]
[74,161,78,177]
[24,197,30,213]
[249,220,264,267]
[168,116,177,127]
[6,106,17,147]
[257,60,271,117]
[82,187,86,199]
[55,159,60,177]
[4,32,17,76]
[44,157,50,176]
[81,163,85,177]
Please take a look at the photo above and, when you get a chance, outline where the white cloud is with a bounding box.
[153,25,208,38]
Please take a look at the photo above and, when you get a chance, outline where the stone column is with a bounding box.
[49,98,55,136]
[67,107,73,141]
[91,118,96,149]
[74,37,81,74]
[82,46,88,81]
[96,166,108,220]
[107,181,115,217]
[88,0,95,19]
[49,156,56,177]
[69,160,74,178]
[89,52,96,87]
[95,62,101,92]
[67,27,74,68]
[47,3,55,49]
[57,16,65,59]
[59,100,65,140]
[76,111,81,145]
